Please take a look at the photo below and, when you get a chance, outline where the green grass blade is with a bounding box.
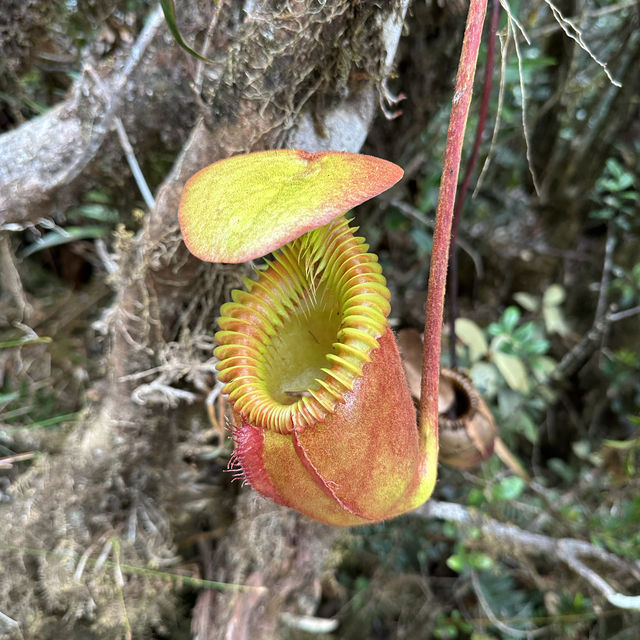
[0,336,52,349]
[21,226,108,257]
[160,0,215,64]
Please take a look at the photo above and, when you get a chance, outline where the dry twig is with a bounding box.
[0,610,22,639]
[0,6,164,225]
[417,500,640,611]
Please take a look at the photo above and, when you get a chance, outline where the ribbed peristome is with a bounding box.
[214,216,391,434]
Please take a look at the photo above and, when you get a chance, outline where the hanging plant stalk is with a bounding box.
[448,0,500,368]
[420,0,488,462]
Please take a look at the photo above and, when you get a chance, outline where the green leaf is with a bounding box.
[502,306,521,332]
[76,203,118,222]
[0,336,52,349]
[603,194,621,208]
[497,388,520,416]
[491,345,529,393]
[21,226,107,257]
[572,440,591,460]
[16,411,82,431]
[599,178,622,192]
[468,552,493,570]
[512,321,535,345]
[179,150,403,263]
[530,355,557,383]
[604,158,634,190]
[410,228,433,256]
[493,476,525,501]
[487,321,502,337]
[518,411,539,444]
[455,318,488,361]
[160,0,215,63]
[606,157,624,180]
[86,189,111,204]
[520,55,557,70]
[469,362,500,397]
[548,458,576,483]
[523,337,550,356]
[602,437,640,451]
[467,487,485,507]
[543,284,566,307]
[446,554,465,573]
[434,623,459,639]
[513,291,539,312]
[0,391,20,404]
[590,208,613,221]
[543,305,570,337]
[614,173,634,191]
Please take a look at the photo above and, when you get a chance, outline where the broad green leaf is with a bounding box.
[530,355,556,383]
[160,0,215,63]
[523,337,550,355]
[446,554,465,573]
[543,305,570,337]
[606,157,624,179]
[467,487,485,506]
[455,318,488,361]
[517,411,539,444]
[543,283,566,307]
[493,476,525,501]
[491,342,529,393]
[468,552,493,570]
[469,361,499,397]
[512,321,535,345]
[502,306,521,332]
[603,159,634,190]
[179,150,403,263]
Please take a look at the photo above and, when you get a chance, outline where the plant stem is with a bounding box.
[448,0,500,369]
[420,0,488,446]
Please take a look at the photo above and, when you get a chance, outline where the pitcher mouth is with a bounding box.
[438,368,479,430]
[214,216,392,434]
